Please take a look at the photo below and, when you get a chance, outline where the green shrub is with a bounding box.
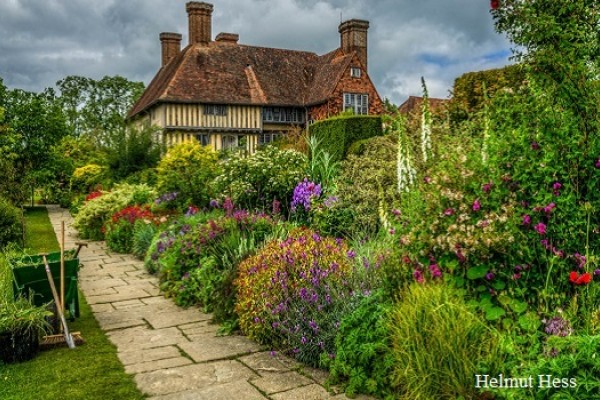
[326,290,395,399]
[309,115,383,161]
[389,283,503,400]
[73,183,155,240]
[156,142,220,209]
[500,335,600,400]
[132,220,159,260]
[70,164,107,193]
[213,146,307,214]
[235,228,355,366]
[0,197,23,249]
[335,135,398,234]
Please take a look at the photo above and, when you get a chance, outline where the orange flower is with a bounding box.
[569,271,592,285]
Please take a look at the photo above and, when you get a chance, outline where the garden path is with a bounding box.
[46,205,370,400]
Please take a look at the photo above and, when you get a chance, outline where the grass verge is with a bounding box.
[0,207,145,400]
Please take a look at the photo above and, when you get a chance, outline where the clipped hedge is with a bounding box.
[309,115,383,161]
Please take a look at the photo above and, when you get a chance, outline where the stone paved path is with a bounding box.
[47,206,371,400]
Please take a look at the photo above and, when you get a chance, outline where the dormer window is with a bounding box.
[350,67,361,78]
[204,104,227,116]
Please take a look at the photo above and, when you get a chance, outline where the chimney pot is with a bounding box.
[186,1,213,45]
[160,32,182,67]
[339,19,370,72]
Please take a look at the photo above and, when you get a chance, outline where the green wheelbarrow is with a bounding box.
[11,244,86,321]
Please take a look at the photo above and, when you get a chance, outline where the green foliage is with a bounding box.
[389,283,503,400]
[309,115,383,161]
[132,219,159,260]
[326,291,395,399]
[105,125,163,181]
[449,65,524,122]
[306,135,339,192]
[213,146,308,214]
[0,297,51,337]
[0,198,23,249]
[71,164,108,193]
[73,184,155,240]
[335,135,398,235]
[500,335,600,400]
[156,141,220,209]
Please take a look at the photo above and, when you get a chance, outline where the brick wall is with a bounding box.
[308,53,384,121]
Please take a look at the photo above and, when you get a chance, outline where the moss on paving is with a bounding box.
[0,207,145,400]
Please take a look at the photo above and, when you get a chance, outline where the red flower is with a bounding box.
[85,191,103,202]
[491,0,500,10]
[569,271,592,285]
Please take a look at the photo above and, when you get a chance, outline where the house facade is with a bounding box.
[127,1,384,153]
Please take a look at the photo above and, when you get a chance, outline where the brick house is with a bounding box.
[127,1,384,153]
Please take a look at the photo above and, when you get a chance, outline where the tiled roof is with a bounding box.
[128,42,354,118]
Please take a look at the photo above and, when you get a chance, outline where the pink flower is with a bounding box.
[482,183,493,193]
[595,158,600,168]
[534,222,547,235]
[552,182,562,195]
[472,199,481,212]
[424,176,432,184]
[522,215,532,226]
[413,269,425,283]
[443,208,455,216]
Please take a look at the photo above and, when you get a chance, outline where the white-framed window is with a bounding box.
[350,67,361,78]
[343,93,369,115]
[204,104,227,116]
[262,107,305,123]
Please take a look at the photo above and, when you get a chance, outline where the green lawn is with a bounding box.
[23,207,60,253]
[0,207,145,400]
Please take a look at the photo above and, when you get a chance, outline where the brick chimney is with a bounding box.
[159,32,182,67]
[215,32,239,45]
[339,19,370,71]
[186,1,213,46]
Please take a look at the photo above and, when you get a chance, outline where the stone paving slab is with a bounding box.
[45,205,373,400]
[135,360,258,396]
[147,380,267,400]
[179,335,261,362]
[251,371,313,395]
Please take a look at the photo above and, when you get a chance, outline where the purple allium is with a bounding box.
[534,222,547,235]
[472,199,481,212]
[544,316,572,337]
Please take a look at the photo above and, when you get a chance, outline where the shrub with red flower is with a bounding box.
[85,191,103,202]
[105,205,157,253]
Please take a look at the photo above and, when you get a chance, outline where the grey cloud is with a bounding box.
[0,0,512,105]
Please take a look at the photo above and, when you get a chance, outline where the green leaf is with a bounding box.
[491,281,506,290]
[467,265,488,280]
[485,307,506,321]
[518,312,541,332]
[509,301,528,314]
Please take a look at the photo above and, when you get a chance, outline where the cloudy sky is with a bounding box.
[0,0,513,105]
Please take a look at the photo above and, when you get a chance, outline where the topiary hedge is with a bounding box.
[309,115,383,161]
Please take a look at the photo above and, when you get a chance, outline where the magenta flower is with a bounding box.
[543,202,556,214]
[443,208,455,216]
[552,182,562,196]
[594,269,600,277]
[429,264,442,279]
[534,222,547,235]
[522,215,532,226]
[482,183,493,193]
[595,158,600,168]
[472,199,481,212]
[485,272,495,281]
[413,269,425,283]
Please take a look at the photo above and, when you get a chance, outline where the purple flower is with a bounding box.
[482,183,493,193]
[595,158,600,168]
[485,272,495,281]
[223,197,234,216]
[522,214,532,226]
[543,202,556,215]
[514,265,522,272]
[552,182,562,196]
[472,199,481,212]
[413,269,424,283]
[291,178,322,212]
[594,269,600,277]
[534,222,547,235]
[323,196,338,208]
[429,264,442,279]
[544,316,572,337]
[346,250,356,259]
[574,253,586,269]
[531,141,541,150]
[272,199,281,214]
[209,199,219,208]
